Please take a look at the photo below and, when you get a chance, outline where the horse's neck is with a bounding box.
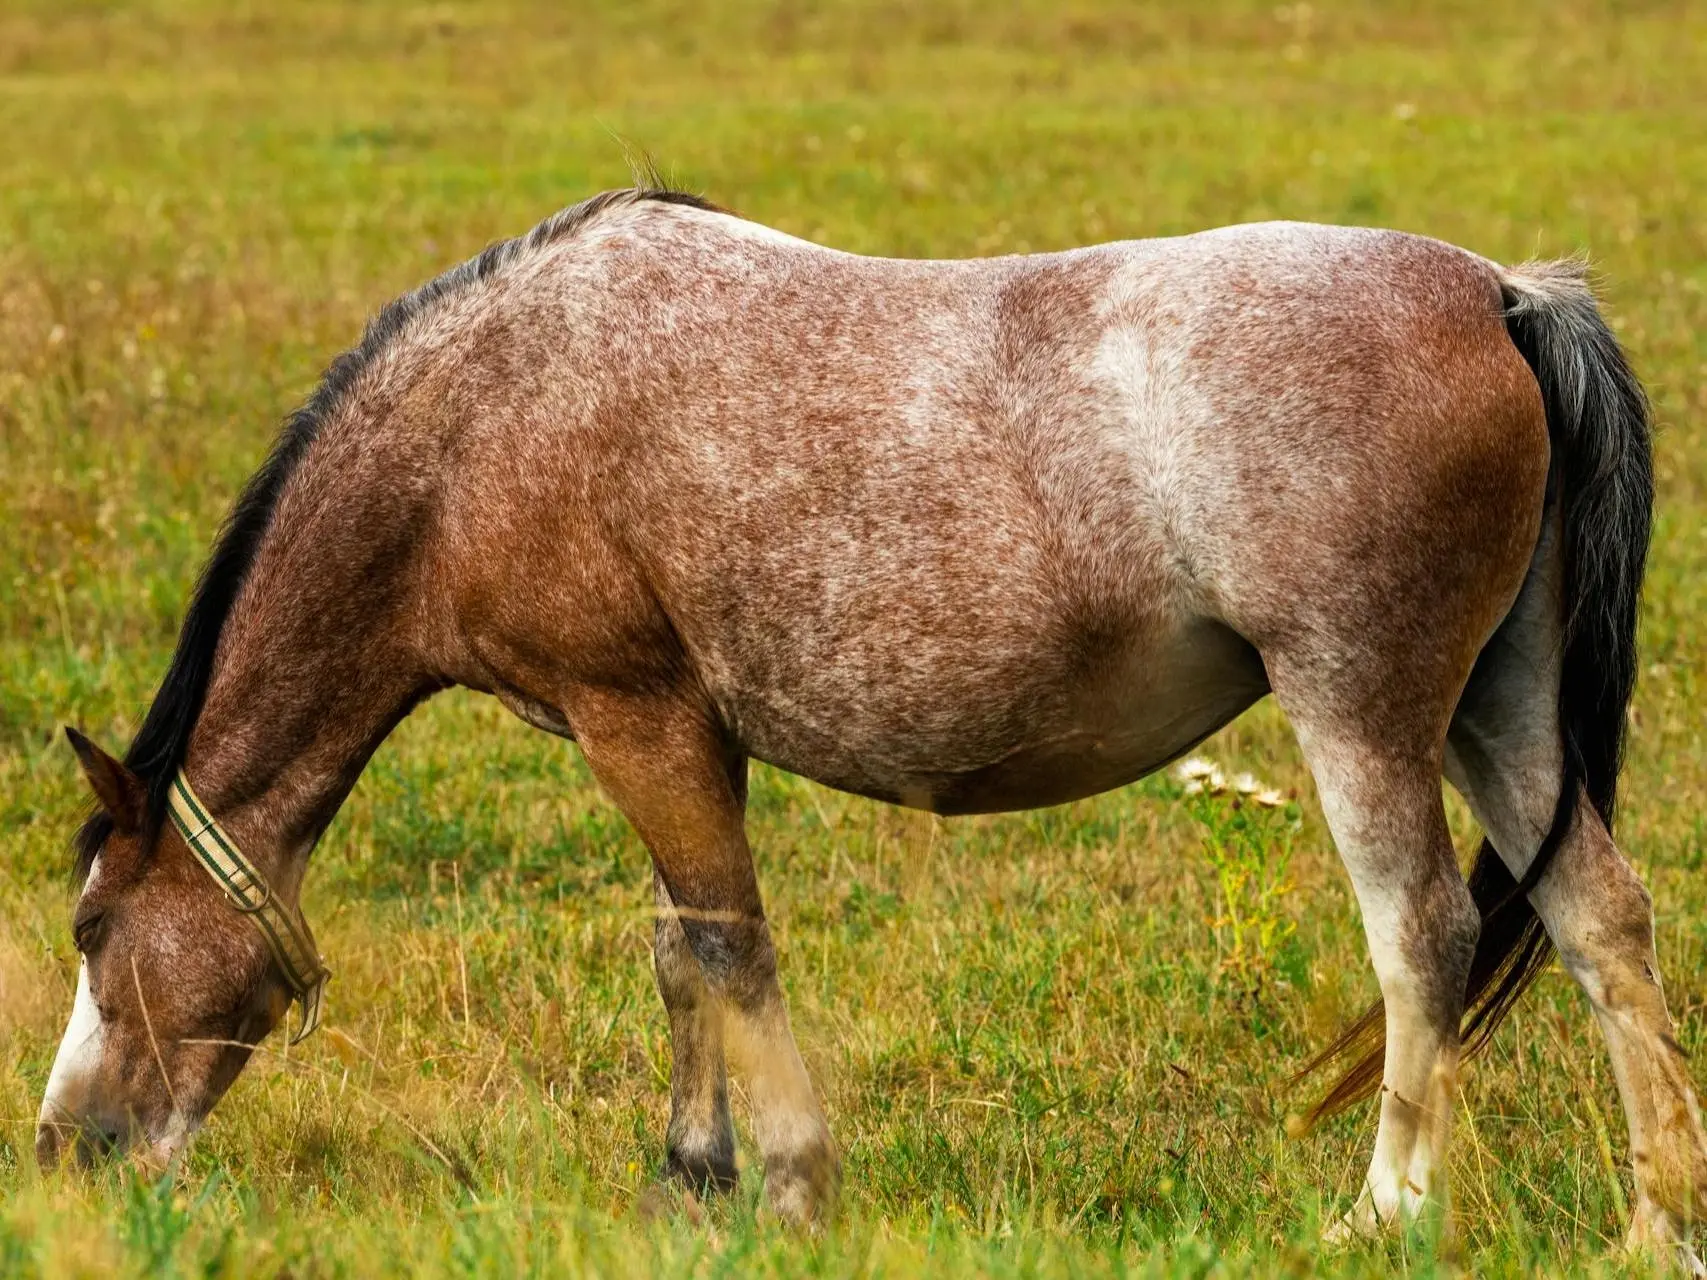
[181,450,437,891]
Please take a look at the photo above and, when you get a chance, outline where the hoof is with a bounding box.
[662,1141,739,1197]
[1322,1184,1394,1247]
[1322,1186,1453,1251]
[1322,1211,1371,1248]
[763,1141,842,1228]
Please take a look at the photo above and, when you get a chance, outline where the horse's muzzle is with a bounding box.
[34,1109,124,1171]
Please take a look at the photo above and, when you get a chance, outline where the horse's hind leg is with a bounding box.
[1278,694,1479,1235]
[569,688,838,1225]
[1527,797,1707,1265]
[1448,574,1707,1264]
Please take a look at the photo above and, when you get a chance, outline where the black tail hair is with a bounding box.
[1301,259,1654,1121]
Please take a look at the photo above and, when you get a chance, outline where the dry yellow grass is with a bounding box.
[3,2,1706,1274]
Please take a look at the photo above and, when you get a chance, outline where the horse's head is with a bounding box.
[35,729,294,1171]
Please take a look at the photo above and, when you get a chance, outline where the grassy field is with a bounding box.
[4,1,1707,1274]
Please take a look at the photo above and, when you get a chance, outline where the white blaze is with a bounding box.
[38,962,104,1131]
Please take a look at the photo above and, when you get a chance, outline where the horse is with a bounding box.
[37,183,1703,1257]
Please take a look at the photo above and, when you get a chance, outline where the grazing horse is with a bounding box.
[38,185,1703,1256]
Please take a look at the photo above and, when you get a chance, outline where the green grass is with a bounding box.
[3,1,1707,1274]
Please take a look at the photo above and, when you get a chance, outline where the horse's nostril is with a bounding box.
[34,1121,67,1172]
[31,1115,117,1169]
[66,1123,124,1167]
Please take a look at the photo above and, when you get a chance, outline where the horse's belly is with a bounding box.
[736,616,1269,815]
[923,676,1266,814]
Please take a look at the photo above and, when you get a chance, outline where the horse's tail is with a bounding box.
[1300,258,1653,1122]
[1457,259,1654,1045]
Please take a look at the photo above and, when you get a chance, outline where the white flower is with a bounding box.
[1253,789,1287,808]
[1231,772,1263,795]
[1176,756,1228,795]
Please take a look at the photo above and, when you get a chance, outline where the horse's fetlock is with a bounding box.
[1626,1194,1707,1274]
[1643,1111,1707,1223]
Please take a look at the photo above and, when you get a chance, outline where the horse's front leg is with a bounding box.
[573,688,840,1225]
[653,869,738,1193]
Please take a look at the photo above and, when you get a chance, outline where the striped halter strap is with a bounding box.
[166,773,329,1044]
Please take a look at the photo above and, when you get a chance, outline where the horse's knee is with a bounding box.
[1593,875,1658,991]
[1423,872,1481,976]
[677,911,778,1010]
[654,916,697,996]
[1600,863,1655,949]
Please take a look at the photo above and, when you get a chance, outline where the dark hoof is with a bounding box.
[663,1145,739,1196]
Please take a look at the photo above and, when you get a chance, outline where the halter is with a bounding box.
[166,773,329,1044]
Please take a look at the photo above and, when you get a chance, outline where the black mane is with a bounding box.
[72,183,720,882]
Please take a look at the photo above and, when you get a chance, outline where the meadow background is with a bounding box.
[3,1,1706,1275]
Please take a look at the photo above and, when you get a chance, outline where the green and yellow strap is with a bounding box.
[167,773,329,1044]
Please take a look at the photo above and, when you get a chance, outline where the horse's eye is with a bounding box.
[72,910,105,955]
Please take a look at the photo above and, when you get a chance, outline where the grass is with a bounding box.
[3,0,1706,1274]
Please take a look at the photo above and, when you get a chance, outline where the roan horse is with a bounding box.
[39,184,1705,1257]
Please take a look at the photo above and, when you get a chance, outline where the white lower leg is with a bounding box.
[1526,804,1707,1261]
[1602,1003,1707,1272]
[1298,735,1477,1241]
[722,992,839,1224]
[1453,779,1707,1259]
[1342,1002,1461,1234]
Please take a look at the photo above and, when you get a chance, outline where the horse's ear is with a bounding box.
[65,727,145,833]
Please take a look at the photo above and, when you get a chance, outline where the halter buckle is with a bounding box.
[223,875,272,915]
